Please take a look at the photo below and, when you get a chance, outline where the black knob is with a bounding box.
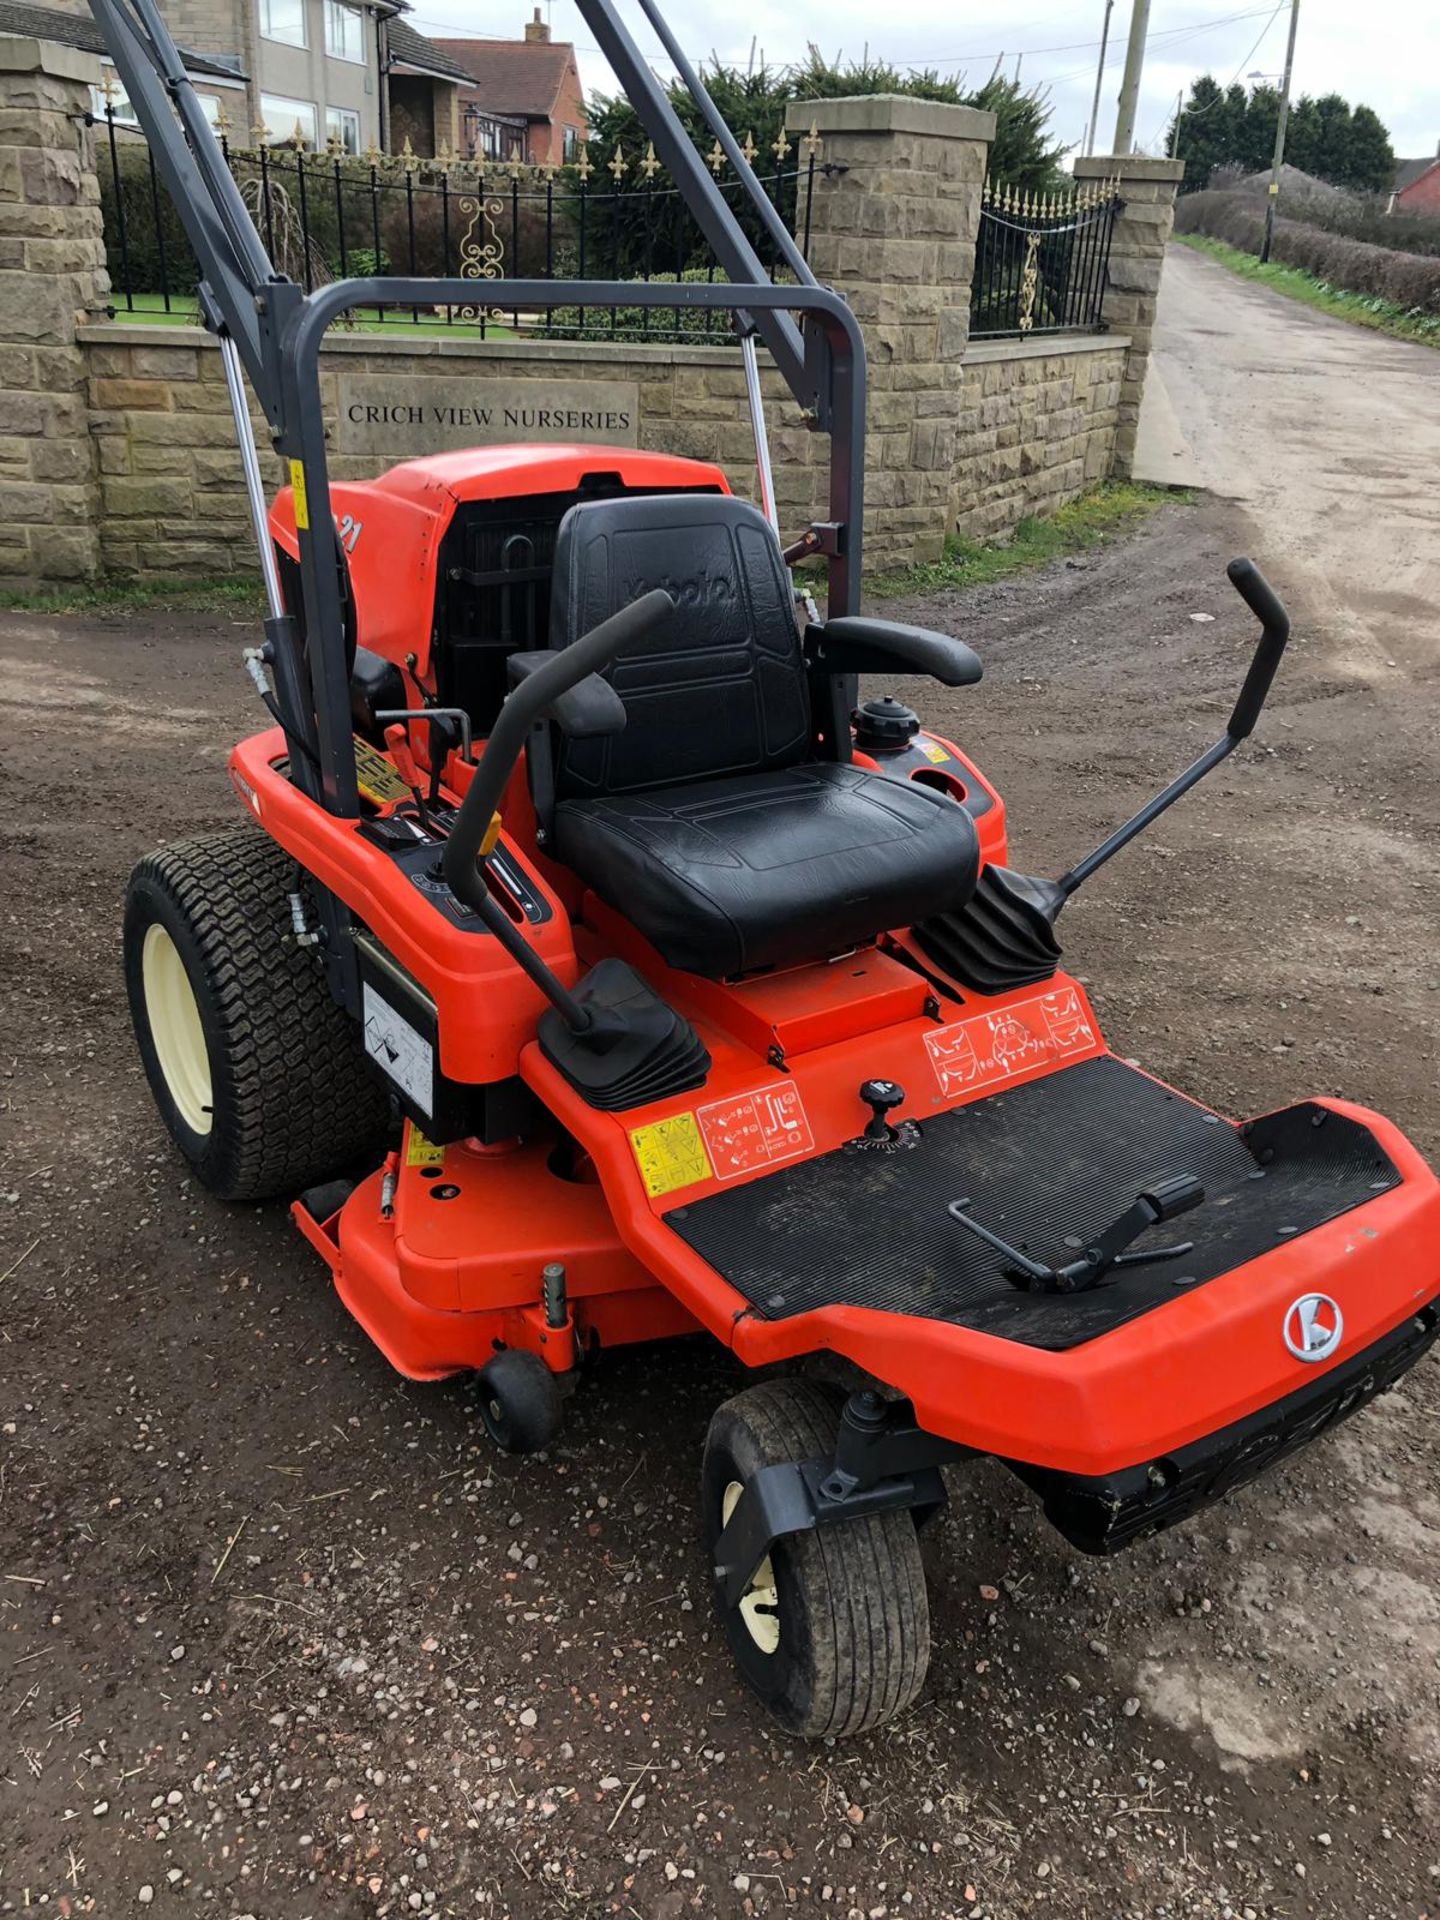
[859,1078,905,1139]
[851,696,920,755]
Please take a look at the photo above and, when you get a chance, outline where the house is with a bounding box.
[381,15,474,158]
[4,0,248,130]
[31,0,470,156]
[1393,147,1440,214]
[430,10,586,167]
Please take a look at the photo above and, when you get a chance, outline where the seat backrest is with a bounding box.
[548,493,811,801]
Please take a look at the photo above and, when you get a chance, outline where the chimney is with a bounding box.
[524,7,549,41]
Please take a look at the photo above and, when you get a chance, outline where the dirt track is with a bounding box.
[2,492,1439,1919]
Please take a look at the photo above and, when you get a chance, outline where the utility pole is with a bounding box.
[1085,0,1114,156]
[1170,87,1184,157]
[1261,0,1301,262]
[1113,0,1152,155]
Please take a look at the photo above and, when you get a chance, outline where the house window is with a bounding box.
[325,1,365,64]
[562,124,580,162]
[92,77,139,127]
[260,0,307,48]
[260,92,319,147]
[326,105,361,153]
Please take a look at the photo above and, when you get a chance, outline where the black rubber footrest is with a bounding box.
[539,957,710,1112]
[664,1055,1401,1350]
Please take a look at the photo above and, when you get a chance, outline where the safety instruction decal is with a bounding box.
[924,985,1097,1100]
[289,458,309,530]
[362,982,433,1115]
[405,1126,445,1169]
[697,1081,814,1182]
[353,736,411,806]
[631,1112,714,1199]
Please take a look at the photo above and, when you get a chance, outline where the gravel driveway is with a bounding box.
[1,493,1438,1918]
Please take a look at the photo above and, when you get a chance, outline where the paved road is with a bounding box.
[1145,242,1440,679]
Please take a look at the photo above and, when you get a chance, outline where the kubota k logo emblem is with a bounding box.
[1283,1293,1344,1364]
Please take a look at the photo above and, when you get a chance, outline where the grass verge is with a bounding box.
[868,481,1183,600]
[1177,233,1440,350]
[0,575,266,617]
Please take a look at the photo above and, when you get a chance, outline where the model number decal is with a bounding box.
[336,512,363,554]
[925,985,1098,1100]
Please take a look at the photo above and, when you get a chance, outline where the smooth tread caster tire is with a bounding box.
[477,1350,564,1455]
[124,825,389,1202]
[702,1378,931,1739]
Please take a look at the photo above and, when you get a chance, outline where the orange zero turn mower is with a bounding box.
[98,0,1440,1736]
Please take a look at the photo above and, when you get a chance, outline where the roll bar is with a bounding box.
[85,0,869,815]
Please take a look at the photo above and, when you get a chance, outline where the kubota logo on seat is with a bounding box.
[1283,1292,1344,1364]
[623,568,734,611]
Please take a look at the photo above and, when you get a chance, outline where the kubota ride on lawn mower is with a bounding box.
[99,0,1440,1737]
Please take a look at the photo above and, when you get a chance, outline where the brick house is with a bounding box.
[35,0,469,155]
[431,10,586,167]
[4,0,249,127]
[1393,148,1440,215]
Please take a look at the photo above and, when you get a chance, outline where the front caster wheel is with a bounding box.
[702,1379,931,1739]
[476,1350,564,1455]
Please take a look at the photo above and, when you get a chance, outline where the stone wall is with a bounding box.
[79,325,826,576]
[0,36,109,583]
[1,31,1181,588]
[954,337,1128,541]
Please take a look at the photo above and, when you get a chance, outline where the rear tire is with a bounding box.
[123,825,388,1201]
[702,1379,931,1739]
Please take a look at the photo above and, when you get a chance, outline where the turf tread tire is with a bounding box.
[124,825,388,1202]
[703,1378,931,1739]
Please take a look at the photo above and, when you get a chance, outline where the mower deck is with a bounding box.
[664,1054,1402,1349]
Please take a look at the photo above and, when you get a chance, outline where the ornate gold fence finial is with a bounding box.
[640,140,660,180]
[607,144,628,180]
[801,122,822,160]
[707,138,725,175]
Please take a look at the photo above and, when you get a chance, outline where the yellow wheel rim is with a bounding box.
[722,1480,781,1655]
[141,923,213,1137]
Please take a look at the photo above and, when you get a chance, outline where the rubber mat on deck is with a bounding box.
[663,1055,1400,1351]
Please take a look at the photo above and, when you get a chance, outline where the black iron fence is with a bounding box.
[90,96,825,346]
[970,179,1121,339]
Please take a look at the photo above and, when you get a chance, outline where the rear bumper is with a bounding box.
[1008,1302,1440,1553]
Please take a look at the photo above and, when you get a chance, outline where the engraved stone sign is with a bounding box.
[334,372,640,457]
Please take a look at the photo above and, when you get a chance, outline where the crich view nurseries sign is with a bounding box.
[334,373,640,457]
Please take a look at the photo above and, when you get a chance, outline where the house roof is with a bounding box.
[427,36,575,121]
[385,19,475,85]
[1394,155,1440,194]
[0,0,245,78]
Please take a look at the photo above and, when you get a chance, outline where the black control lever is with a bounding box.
[947,1174,1205,1294]
[1053,559,1291,902]
[442,589,675,1037]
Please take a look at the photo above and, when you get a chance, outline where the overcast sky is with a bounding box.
[404,0,1439,165]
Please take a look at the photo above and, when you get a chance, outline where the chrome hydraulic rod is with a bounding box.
[741,332,778,532]
[217,332,284,620]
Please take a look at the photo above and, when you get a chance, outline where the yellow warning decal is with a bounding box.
[405,1127,445,1169]
[353,736,411,805]
[630,1112,713,1199]
[289,458,309,530]
[921,739,949,765]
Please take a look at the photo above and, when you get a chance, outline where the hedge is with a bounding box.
[1175,190,1440,313]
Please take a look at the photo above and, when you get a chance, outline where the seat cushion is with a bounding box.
[554,763,981,979]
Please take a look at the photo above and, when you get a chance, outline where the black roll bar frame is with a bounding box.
[85,0,872,1000]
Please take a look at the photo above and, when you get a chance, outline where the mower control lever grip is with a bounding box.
[1225,558,1291,742]
[442,588,675,913]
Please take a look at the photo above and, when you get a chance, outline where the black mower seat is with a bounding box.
[542,494,980,978]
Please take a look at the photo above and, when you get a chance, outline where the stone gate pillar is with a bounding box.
[783,95,995,569]
[0,34,109,582]
[1073,153,1184,480]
